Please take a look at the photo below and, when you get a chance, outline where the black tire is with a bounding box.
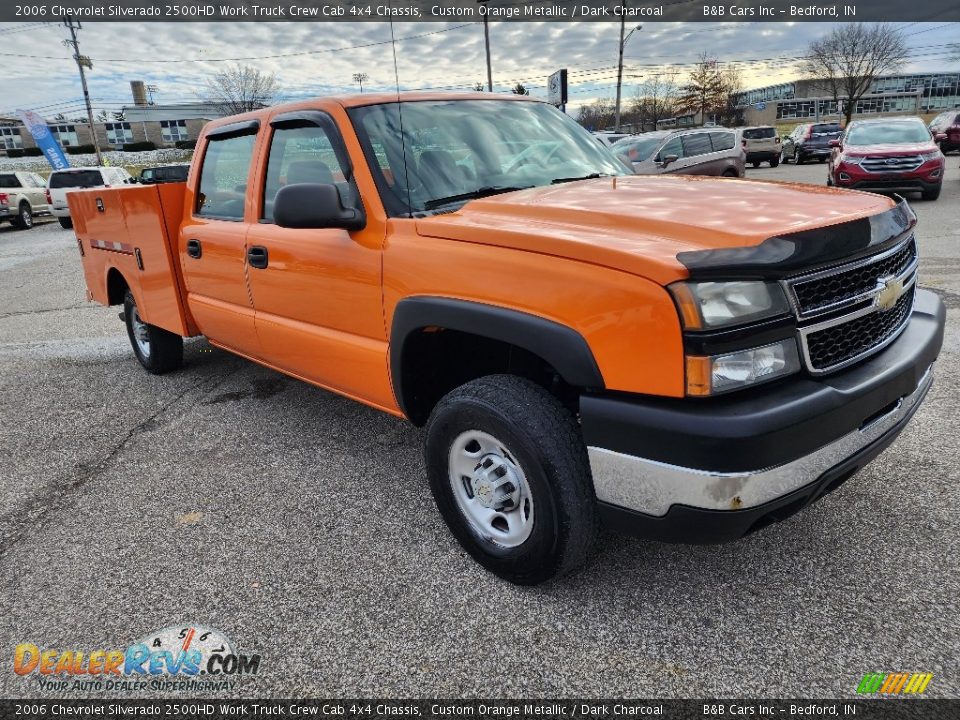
[921,185,941,201]
[12,202,32,229]
[770,156,780,168]
[794,151,804,165]
[722,168,739,177]
[58,216,73,229]
[751,161,761,168]
[123,290,183,374]
[425,375,598,585]
[818,156,827,163]
[781,150,790,164]
[826,175,834,187]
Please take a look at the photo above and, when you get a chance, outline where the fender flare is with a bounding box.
[390,297,605,419]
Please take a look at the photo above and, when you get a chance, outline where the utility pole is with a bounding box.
[479,0,493,91]
[62,15,102,166]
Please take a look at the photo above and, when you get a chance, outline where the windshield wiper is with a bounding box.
[423,186,532,211]
[551,173,610,184]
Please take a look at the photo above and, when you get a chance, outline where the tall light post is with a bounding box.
[614,19,643,132]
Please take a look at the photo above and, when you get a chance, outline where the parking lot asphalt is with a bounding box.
[1,163,958,699]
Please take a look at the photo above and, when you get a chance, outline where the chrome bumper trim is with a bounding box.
[588,365,934,517]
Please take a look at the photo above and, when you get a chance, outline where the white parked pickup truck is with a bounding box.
[0,171,50,229]
[47,166,134,229]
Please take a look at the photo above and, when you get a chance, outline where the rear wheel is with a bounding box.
[781,150,790,164]
[722,168,739,177]
[751,161,761,168]
[12,202,32,229]
[794,151,804,165]
[425,375,598,585]
[921,185,941,201]
[58,216,73,229]
[123,290,183,374]
[770,156,780,168]
[818,156,827,164]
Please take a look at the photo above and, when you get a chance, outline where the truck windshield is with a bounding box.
[349,99,628,215]
[49,170,103,189]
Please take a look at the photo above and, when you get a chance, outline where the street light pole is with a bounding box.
[478,0,493,91]
[614,17,643,133]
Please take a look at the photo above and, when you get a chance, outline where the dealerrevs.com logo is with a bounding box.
[13,625,262,692]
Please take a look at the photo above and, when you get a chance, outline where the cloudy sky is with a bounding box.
[0,20,956,120]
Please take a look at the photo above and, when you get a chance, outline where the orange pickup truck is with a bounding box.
[70,92,944,584]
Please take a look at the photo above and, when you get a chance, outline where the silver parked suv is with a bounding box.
[612,128,745,177]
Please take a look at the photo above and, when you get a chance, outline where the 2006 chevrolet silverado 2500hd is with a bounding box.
[69,93,945,585]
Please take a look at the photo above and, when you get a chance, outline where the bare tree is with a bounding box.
[204,64,280,115]
[715,64,744,127]
[675,53,727,125]
[473,82,485,92]
[630,73,679,131]
[802,23,907,127]
[576,97,616,131]
[511,83,529,96]
[352,72,369,93]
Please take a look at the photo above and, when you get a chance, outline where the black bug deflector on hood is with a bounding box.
[676,196,916,279]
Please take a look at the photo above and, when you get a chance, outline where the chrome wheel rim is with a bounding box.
[21,208,31,227]
[448,430,534,548]
[130,305,150,357]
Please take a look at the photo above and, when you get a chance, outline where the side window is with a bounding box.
[681,133,713,158]
[709,132,735,151]
[196,133,256,220]
[657,137,683,161]
[262,123,347,222]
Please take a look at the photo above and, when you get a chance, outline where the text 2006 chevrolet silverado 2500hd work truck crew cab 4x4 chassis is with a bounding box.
[69,93,944,585]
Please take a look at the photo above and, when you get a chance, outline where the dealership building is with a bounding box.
[735,71,960,125]
[0,81,234,155]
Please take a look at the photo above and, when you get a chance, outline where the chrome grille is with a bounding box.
[860,155,923,173]
[791,239,917,318]
[785,236,918,375]
[804,288,914,372]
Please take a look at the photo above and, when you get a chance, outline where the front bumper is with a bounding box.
[582,289,944,543]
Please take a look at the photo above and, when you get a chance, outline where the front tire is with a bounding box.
[123,290,183,374]
[58,216,73,229]
[425,375,598,585]
[794,151,804,165]
[921,185,941,201]
[12,202,32,229]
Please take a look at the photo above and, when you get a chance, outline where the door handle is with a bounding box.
[186,239,202,259]
[247,245,268,269]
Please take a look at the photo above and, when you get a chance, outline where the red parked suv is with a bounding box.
[828,117,946,201]
[928,109,960,154]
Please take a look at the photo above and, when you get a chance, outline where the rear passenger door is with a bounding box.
[179,122,262,358]
[676,132,715,174]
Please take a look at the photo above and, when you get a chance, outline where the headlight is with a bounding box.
[842,155,865,166]
[919,150,942,162]
[670,280,790,330]
[686,339,801,396]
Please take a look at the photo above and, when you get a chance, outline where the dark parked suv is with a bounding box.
[928,110,960,154]
[782,122,843,164]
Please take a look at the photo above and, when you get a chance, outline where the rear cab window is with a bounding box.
[49,170,104,189]
[742,128,775,140]
[0,174,22,188]
[196,132,257,220]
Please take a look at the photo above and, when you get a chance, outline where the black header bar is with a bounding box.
[3,0,960,22]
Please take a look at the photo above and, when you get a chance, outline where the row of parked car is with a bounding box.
[0,163,189,230]
[592,110,956,202]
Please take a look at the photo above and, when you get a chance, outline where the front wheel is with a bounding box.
[794,151,804,165]
[921,185,941,201]
[123,290,183,374]
[425,375,598,585]
[751,161,761,168]
[58,216,73,229]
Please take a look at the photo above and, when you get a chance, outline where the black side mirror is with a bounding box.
[274,183,365,231]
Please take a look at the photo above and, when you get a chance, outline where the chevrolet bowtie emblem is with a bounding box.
[875,276,905,312]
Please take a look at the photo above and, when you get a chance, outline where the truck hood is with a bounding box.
[842,142,938,156]
[415,175,895,284]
